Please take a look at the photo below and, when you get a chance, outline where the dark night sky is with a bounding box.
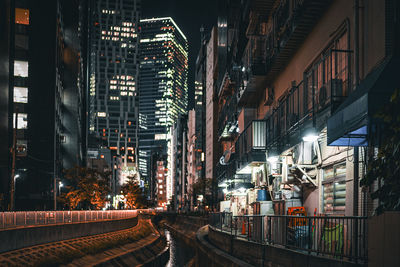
[141,0,218,109]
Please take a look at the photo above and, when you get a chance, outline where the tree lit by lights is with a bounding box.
[59,167,111,210]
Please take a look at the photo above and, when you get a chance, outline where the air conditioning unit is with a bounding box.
[16,140,27,157]
[295,142,313,165]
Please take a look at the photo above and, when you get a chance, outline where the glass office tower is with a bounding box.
[138,17,188,186]
[88,0,140,166]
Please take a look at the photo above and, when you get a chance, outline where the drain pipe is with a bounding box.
[353,0,360,217]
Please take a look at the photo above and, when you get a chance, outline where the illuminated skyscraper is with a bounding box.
[88,0,140,166]
[138,17,188,186]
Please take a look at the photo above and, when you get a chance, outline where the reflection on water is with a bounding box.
[165,229,194,267]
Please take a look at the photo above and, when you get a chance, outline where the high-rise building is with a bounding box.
[193,27,208,194]
[186,109,196,209]
[138,17,188,189]
[0,0,85,210]
[155,160,167,208]
[205,27,219,209]
[88,0,140,170]
[169,114,188,211]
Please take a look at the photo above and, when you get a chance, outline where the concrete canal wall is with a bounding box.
[0,217,138,253]
[207,225,364,267]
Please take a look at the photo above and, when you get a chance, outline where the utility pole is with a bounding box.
[10,108,18,211]
[353,0,360,217]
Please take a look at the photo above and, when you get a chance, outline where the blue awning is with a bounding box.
[327,57,400,146]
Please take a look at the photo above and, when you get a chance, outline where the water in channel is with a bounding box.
[164,229,194,267]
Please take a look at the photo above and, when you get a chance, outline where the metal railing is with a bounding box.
[243,36,268,75]
[209,212,367,263]
[0,210,138,230]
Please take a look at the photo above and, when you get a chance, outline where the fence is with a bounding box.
[209,212,367,263]
[0,210,138,230]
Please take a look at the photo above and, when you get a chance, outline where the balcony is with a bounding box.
[247,0,276,15]
[265,0,333,82]
[237,36,268,107]
[266,72,350,151]
[245,0,276,36]
[236,120,267,171]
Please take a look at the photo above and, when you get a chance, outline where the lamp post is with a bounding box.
[10,109,18,211]
[12,174,20,210]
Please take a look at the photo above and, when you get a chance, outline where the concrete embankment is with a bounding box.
[0,216,168,266]
[0,216,138,253]
[196,225,254,267]
[161,214,253,267]
[164,215,363,267]
[160,214,208,266]
[69,218,169,267]
[161,214,208,245]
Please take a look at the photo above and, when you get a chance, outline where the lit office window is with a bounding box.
[14,61,28,77]
[13,113,28,129]
[13,87,28,103]
[15,8,29,25]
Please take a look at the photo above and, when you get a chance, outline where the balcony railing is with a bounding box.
[236,120,266,168]
[237,36,268,106]
[265,0,333,81]
[266,53,351,150]
[209,212,367,264]
[243,36,268,76]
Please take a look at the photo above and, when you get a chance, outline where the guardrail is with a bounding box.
[209,212,367,263]
[0,210,139,230]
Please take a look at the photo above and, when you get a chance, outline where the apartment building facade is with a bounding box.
[215,0,398,217]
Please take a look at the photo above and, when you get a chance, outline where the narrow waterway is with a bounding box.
[164,229,194,267]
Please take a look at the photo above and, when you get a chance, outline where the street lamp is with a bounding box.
[13,174,20,210]
[58,181,63,195]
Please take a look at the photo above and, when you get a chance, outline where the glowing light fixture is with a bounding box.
[267,156,279,163]
[302,127,319,142]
